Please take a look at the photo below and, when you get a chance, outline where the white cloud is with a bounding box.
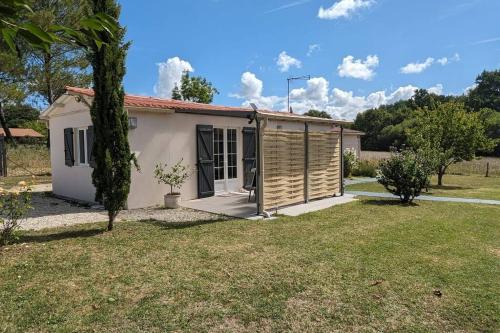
[337,55,379,80]
[437,53,460,65]
[154,57,194,98]
[232,72,442,120]
[400,57,434,74]
[428,84,444,95]
[318,0,374,20]
[276,51,302,72]
[307,44,320,57]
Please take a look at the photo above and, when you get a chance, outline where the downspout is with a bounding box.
[340,125,344,196]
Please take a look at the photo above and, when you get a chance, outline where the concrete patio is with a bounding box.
[180,192,357,219]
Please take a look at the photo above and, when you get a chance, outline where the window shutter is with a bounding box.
[87,126,96,168]
[64,128,74,167]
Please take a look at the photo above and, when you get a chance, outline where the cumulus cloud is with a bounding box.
[276,51,302,72]
[400,57,434,74]
[307,44,320,57]
[154,57,194,98]
[337,55,379,80]
[318,0,374,20]
[232,72,442,120]
[437,53,460,65]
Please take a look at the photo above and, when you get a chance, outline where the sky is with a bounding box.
[119,0,500,120]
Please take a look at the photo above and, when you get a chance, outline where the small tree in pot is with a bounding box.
[154,159,191,208]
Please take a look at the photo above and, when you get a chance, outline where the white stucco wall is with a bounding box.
[48,98,96,203]
[343,134,362,157]
[127,111,252,209]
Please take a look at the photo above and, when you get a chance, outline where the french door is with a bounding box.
[213,128,239,193]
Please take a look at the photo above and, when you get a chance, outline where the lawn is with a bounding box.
[347,174,500,200]
[1,199,499,332]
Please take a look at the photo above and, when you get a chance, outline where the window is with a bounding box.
[227,129,237,179]
[213,128,224,180]
[75,127,88,166]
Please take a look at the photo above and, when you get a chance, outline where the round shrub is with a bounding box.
[377,149,432,203]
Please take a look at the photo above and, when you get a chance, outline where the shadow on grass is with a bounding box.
[360,198,419,207]
[140,218,229,230]
[16,228,105,244]
[428,185,470,191]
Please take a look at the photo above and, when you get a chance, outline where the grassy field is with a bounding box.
[360,151,500,177]
[347,174,500,200]
[6,144,51,177]
[1,199,499,332]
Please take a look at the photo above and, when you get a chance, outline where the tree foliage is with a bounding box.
[88,0,131,231]
[25,0,93,106]
[171,71,219,104]
[407,101,494,185]
[467,70,500,112]
[304,109,332,119]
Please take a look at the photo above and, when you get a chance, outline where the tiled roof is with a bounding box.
[65,86,350,124]
[0,128,44,138]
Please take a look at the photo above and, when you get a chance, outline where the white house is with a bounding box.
[41,87,351,214]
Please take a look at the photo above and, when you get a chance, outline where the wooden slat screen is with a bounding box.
[308,132,340,200]
[263,130,305,210]
[262,129,341,211]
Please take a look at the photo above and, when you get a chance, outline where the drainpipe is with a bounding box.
[340,125,344,196]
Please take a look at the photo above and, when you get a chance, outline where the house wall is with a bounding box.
[48,98,96,203]
[343,134,362,157]
[48,101,254,209]
[127,111,253,209]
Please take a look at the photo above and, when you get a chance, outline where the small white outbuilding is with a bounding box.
[41,87,351,215]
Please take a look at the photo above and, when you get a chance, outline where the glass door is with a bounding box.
[213,128,239,193]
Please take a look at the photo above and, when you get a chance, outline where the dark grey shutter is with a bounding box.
[64,128,74,167]
[242,127,256,188]
[87,126,96,168]
[196,125,215,198]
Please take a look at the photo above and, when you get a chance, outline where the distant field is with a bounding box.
[360,151,500,177]
[6,144,51,177]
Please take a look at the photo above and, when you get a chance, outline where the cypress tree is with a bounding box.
[88,0,131,231]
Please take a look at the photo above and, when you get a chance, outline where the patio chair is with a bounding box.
[243,163,257,202]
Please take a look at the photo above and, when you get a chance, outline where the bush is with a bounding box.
[0,181,33,246]
[154,159,191,195]
[352,160,378,177]
[343,148,358,178]
[377,149,432,203]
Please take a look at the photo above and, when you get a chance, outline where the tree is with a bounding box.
[3,104,39,127]
[304,109,331,119]
[0,41,26,142]
[467,70,500,112]
[407,101,494,185]
[1,0,119,55]
[478,108,500,156]
[171,71,219,104]
[88,0,131,231]
[26,0,93,107]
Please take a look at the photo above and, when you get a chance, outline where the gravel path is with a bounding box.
[347,191,500,205]
[21,193,225,231]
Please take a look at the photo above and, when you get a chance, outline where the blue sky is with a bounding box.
[119,0,500,119]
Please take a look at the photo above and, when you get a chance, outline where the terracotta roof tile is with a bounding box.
[0,128,44,138]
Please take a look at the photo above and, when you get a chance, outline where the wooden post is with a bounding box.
[304,122,309,203]
[486,162,490,178]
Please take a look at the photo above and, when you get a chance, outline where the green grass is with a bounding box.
[347,174,500,200]
[1,200,499,332]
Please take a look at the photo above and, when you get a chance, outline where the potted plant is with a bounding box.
[154,159,191,208]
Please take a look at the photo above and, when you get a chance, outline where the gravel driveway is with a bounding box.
[22,192,226,231]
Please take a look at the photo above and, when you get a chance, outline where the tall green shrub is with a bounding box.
[88,0,131,231]
[378,149,433,204]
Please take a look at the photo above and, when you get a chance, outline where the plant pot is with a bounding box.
[164,193,181,209]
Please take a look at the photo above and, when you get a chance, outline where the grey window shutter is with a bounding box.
[64,128,74,167]
[87,126,96,168]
